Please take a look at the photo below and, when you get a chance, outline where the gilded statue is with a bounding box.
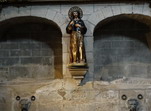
[66,6,87,65]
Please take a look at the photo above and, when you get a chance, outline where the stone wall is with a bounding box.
[0,2,151,111]
[94,15,151,81]
[0,3,150,80]
[0,16,62,81]
[0,79,151,111]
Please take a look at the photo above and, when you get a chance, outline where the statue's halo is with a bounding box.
[68,6,83,19]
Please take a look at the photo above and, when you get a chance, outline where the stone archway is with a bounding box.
[93,14,151,81]
[0,6,67,36]
[87,3,150,34]
[0,16,63,82]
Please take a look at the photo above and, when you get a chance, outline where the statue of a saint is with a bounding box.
[66,6,87,65]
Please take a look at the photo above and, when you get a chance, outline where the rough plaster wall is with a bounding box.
[0,79,151,111]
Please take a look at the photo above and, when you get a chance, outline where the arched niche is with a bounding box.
[93,14,151,81]
[0,16,62,82]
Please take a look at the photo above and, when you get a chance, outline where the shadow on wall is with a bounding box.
[93,14,151,81]
[0,16,63,82]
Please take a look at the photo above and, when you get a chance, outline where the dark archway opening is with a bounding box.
[94,14,151,81]
[0,16,62,82]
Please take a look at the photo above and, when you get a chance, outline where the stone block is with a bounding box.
[2,58,20,66]
[87,63,94,75]
[88,11,104,25]
[94,4,109,12]
[111,4,121,16]
[21,57,42,64]
[133,4,144,14]
[53,13,67,26]
[0,71,8,82]
[100,65,127,81]
[101,6,113,18]
[20,43,41,49]
[19,6,31,16]
[42,57,53,65]
[9,66,29,79]
[0,43,18,49]
[120,3,133,14]
[62,37,70,53]
[32,50,41,56]
[86,52,93,63]
[60,23,70,37]
[10,50,31,57]
[142,3,151,16]
[84,21,94,36]
[2,7,19,19]
[45,8,57,20]
[128,64,148,78]
[82,14,91,21]
[31,43,42,49]
[95,40,112,49]
[41,50,54,56]
[63,64,71,78]
[60,5,72,15]
[31,6,49,18]
[0,67,8,72]
[26,64,54,79]
[94,54,107,65]
[0,50,9,57]
[19,43,32,49]
[49,5,61,13]
[61,4,93,16]
[63,52,69,64]
[84,37,93,52]
[77,4,94,15]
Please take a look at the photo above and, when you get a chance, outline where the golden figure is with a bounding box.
[66,7,87,65]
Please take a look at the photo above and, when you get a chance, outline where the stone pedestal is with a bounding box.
[68,63,88,85]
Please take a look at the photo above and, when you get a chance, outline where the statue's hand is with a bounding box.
[70,21,74,25]
[75,24,81,27]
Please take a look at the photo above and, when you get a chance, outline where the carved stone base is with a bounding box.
[68,64,88,85]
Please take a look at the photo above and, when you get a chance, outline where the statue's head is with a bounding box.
[127,99,139,111]
[72,11,80,19]
[68,6,83,20]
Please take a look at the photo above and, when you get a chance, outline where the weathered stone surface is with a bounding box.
[0,2,151,111]
[0,79,151,111]
[2,7,19,19]
[45,9,57,20]
[120,3,133,14]
[19,6,31,16]
[31,6,49,18]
